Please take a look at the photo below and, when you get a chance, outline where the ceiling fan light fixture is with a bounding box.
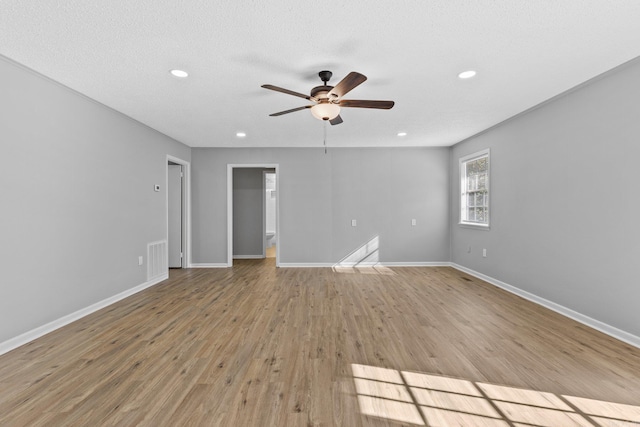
[311,102,341,121]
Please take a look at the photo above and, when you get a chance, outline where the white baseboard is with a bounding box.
[279,262,451,268]
[278,263,335,268]
[450,263,640,350]
[189,263,229,268]
[233,255,265,259]
[379,262,451,267]
[189,261,451,268]
[0,274,168,356]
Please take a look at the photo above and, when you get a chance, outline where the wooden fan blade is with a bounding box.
[339,100,395,109]
[329,115,343,126]
[262,84,313,101]
[269,105,312,116]
[327,72,367,99]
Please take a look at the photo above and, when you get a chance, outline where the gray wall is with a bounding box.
[450,57,640,336]
[0,56,191,343]
[192,147,450,265]
[233,168,264,257]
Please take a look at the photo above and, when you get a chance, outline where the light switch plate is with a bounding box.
[351,219,357,227]
[154,184,160,192]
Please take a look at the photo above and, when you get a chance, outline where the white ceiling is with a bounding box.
[1,1,639,148]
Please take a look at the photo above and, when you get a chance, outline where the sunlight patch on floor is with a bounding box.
[332,236,397,275]
[351,363,640,427]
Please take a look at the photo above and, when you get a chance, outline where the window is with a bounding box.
[460,149,490,227]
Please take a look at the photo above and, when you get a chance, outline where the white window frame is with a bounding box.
[459,148,490,228]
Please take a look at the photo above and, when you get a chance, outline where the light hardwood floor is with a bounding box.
[266,245,276,258]
[1,261,639,426]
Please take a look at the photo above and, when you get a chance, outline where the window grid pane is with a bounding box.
[460,151,489,226]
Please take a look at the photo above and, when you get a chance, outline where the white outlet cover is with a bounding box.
[351,219,357,227]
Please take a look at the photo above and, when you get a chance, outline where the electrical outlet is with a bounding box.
[351,219,357,227]
[411,218,417,226]
[138,256,143,266]
[483,248,487,258]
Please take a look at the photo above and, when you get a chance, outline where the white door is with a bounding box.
[168,164,182,268]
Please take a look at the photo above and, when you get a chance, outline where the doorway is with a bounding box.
[167,156,190,268]
[227,164,279,267]
[264,171,277,259]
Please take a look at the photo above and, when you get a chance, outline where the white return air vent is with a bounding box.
[147,240,167,281]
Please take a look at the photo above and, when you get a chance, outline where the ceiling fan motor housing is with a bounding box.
[310,85,334,100]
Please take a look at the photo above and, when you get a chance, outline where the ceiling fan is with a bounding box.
[261,71,394,125]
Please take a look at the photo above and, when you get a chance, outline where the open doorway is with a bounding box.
[227,164,279,267]
[167,156,190,269]
[264,171,277,259]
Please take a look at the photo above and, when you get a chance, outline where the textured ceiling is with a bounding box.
[1,1,640,148]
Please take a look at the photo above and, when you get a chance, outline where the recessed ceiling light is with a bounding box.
[458,70,477,79]
[236,132,246,138]
[397,132,407,137]
[170,69,189,78]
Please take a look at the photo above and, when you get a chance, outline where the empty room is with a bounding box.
[1,2,640,426]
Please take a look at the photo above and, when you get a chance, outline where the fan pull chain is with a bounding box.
[323,120,327,154]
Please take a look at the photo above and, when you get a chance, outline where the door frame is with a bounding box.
[227,163,280,267]
[263,170,280,257]
[166,155,191,268]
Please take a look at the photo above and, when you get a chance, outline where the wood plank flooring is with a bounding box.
[1,261,640,426]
